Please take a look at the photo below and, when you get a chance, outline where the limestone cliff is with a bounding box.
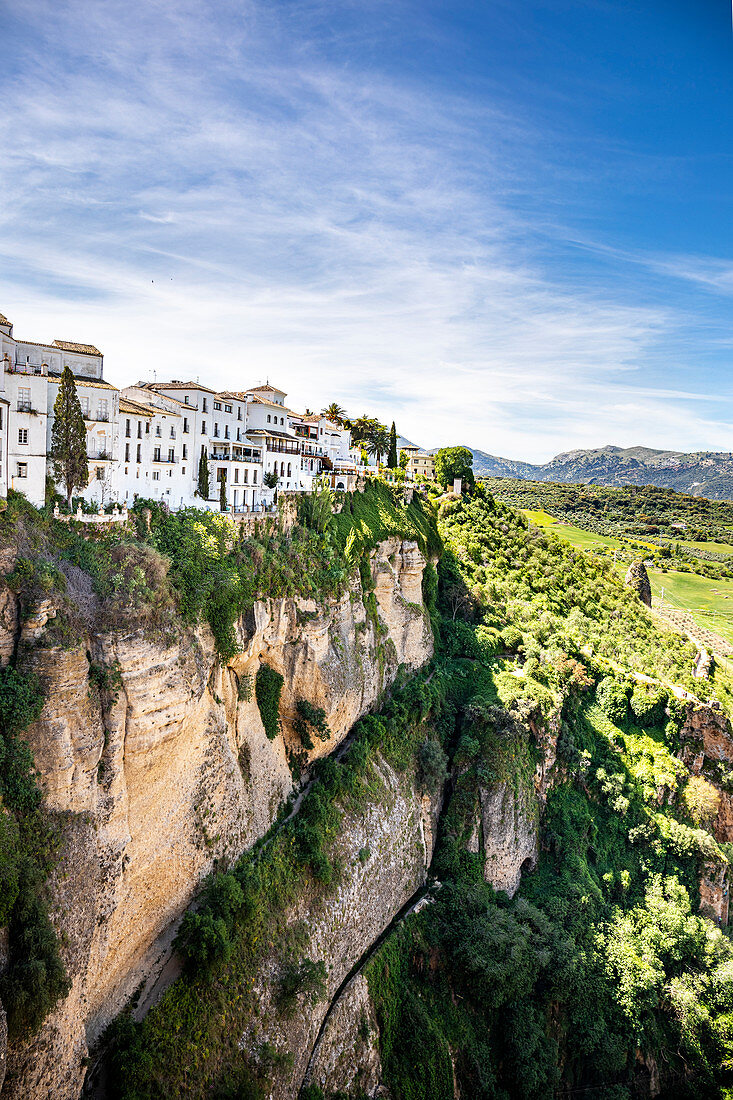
[467,699,560,898]
[1,537,433,1100]
[238,751,442,1100]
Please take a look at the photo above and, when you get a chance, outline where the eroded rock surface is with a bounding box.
[3,538,433,1100]
[304,973,383,1099]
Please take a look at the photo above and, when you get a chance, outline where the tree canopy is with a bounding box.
[434,446,475,490]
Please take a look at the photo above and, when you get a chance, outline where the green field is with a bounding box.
[523,509,733,647]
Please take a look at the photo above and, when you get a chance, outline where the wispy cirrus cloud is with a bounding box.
[0,0,731,461]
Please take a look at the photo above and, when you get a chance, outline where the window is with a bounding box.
[170,426,176,438]
[253,469,257,484]
[184,395,189,404]
[243,469,248,483]
[225,426,229,439]
[17,387,31,412]
[18,428,28,445]
[280,461,285,476]
[96,467,104,480]
[137,421,142,438]
[126,419,131,437]
[154,447,161,462]
[182,444,188,459]
[183,417,189,433]
[237,407,242,420]
[80,396,90,417]
[125,443,130,461]
[136,444,142,463]
[97,399,109,421]
[287,463,291,478]
[201,421,207,435]
[214,423,219,438]
[16,462,27,478]
[224,403,231,413]
[145,422,150,434]
[267,415,271,423]
[202,398,208,412]
[0,408,3,430]
[155,424,161,437]
[234,468,239,483]
[214,401,222,411]
[153,471,160,481]
[280,417,284,426]
[168,448,174,462]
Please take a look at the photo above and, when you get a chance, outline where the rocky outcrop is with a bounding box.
[304,973,383,1099]
[625,560,652,607]
[680,702,733,844]
[469,702,560,898]
[2,538,433,1100]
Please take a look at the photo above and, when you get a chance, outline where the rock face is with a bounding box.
[625,560,652,607]
[1,538,433,1100]
[469,703,560,899]
[239,751,442,1100]
[304,973,383,1099]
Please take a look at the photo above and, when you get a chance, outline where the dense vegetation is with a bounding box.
[0,666,69,1037]
[364,485,733,1100]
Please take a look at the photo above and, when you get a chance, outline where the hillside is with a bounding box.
[453,444,733,500]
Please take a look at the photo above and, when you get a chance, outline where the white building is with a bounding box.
[0,308,368,514]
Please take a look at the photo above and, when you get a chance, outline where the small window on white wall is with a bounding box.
[18,428,28,445]
[16,462,27,478]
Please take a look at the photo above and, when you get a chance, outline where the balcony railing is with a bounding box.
[152,456,178,464]
[266,441,300,454]
[88,450,112,460]
[16,401,32,413]
[85,412,109,422]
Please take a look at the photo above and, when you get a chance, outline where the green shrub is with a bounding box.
[630,685,667,728]
[293,699,330,750]
[255,665,283,741]
[418,739,448,792]
[277,958,327,1016]
[596,676,628,726]
[501,626,523,652]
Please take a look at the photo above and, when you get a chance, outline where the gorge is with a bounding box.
[1,481,733,1099]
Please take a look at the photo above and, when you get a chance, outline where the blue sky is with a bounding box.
[1,0,732,460]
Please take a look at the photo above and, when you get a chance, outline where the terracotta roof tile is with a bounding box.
[53,340,102,356]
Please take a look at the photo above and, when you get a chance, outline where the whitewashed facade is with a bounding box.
[0,309,364,512]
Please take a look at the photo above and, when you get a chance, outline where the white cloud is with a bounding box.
[0,0,730,462]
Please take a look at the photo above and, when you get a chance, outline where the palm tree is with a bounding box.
[367,426,390,465]
[322,402,347,425]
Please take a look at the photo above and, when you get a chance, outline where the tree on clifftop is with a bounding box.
[387,422,398,468]
[434,446,474,491]
[49,366,88,508]
[196,445,210,499]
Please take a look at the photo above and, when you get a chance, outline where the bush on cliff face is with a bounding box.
[255,664,283,741]
[0,666,69,1037]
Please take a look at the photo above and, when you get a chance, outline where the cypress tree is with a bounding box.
[49,366,88,508]
[197,445,210,499]
[219,469,227,512]
[387,422,398,469]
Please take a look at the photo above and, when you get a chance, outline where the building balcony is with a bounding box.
[152,456,179,464]
[16,401,33,413]
[85,412,109,423]
[266,441,300,454]
[88,450,113,461]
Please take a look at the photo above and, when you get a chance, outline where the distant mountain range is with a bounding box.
[425,445,733,501]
